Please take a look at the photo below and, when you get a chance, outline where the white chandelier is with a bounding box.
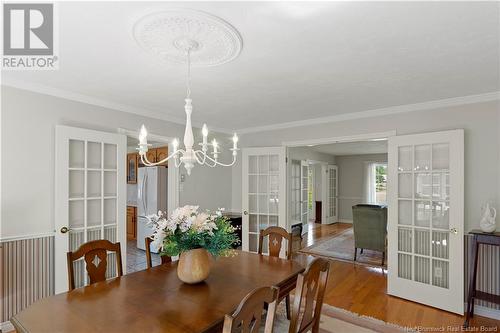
[137,41,239,175]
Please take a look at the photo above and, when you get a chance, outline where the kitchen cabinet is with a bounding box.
[126,153,138,184]
[127,206,137,240]
[138,147,169,167]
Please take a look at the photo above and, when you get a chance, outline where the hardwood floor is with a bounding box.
[293,222,500,332]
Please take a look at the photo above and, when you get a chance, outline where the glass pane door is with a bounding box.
[300,162,309,225]
[68,140,119,288]
[55,125,126,293]
[388,130,463,314]
[328,165,338,221]
[243,147,285,254]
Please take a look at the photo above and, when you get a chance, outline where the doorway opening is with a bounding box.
[285,133,391,269]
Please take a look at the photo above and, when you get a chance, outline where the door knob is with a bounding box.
[60,226,71,234]
[243,211,248,215]
[450,228,458,234]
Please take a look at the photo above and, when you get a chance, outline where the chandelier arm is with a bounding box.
[194,150,217,167]
[140,150,184,166]
[200,151,237,167]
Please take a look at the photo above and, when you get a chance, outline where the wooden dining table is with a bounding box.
[11,251,304,333]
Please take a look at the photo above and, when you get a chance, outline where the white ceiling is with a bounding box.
[3,2,499,132]
[311,140,388,156]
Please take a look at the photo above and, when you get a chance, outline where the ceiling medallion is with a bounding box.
[132,9,243,67]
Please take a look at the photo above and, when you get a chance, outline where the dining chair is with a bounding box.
[288,258,330,333]
[223,286,280,333]
[145,237,171,269]
[258,226,293,319]
[66,239,123,291]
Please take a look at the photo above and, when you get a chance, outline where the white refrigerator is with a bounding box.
[136,166,168,252]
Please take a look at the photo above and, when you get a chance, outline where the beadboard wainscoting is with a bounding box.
[0,236,55,324]
[0,234,499,328]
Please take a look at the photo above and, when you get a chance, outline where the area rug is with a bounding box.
[274,301,411,333]
[299,228,386,268]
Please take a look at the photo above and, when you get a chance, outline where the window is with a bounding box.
[374,163,387,204]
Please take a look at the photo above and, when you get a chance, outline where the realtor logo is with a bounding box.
[2,3,58,69]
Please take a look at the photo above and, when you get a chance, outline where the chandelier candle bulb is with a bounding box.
[173,138,179,153]
[139,125,148,145]
[232,133,238,150]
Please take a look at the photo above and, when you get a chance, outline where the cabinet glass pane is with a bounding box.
[398,227,412,252]
[432,173,449,201]
[398,173,412,198]
[269,155,279,173]
[415,201,431,227]
[432,143,449,170]
[414,145,431,171]
[103,144,117,169]
[104,171,117,197]
[432,231,449,259]
[87,171,101,198]
[87,199,101,227]
[249,156,258,174]
[398,200,412,225]
[432,201,449,229]
[249,234,258,252]
[259,156,269,173]
[414,229,430,256]
[414,256,430,284]
[249,175,258,193]
[259,175,268,194]
[398,146,412,171]
[249,214,258,232]
[104,198,116,224]
[69,140,84,168]
[87,142,102,169]
[432,259,449,289]
[87,228,101,241]
[69,170,84,198]
[398,253,412,280]
[415,173,432,199]
[69,200,84,228]
[104,225,117,242]
[258,195,268,214]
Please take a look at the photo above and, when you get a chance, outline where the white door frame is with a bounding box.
[117,128,179,215]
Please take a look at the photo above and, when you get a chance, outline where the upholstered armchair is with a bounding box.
[351,204,387,265]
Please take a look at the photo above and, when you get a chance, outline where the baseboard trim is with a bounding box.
[466,304,500,321]
[1,320,15,332]
[338,219,353,223]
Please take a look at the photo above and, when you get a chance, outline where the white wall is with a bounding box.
[1,86,232,238]
[234,100,500,232]
[336,153,388,221]
[288,147,336,164]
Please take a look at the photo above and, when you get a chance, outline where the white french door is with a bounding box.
[300,161,309,227]
[55,126,126,293]
[321,164,338,224]
[242,147,286,255]
[387,129,464,314]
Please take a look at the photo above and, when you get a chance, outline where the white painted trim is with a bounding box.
[0,232,55,243]
[338,219,353,224]
[467,304,500,321]
[2,79,234,134]
[282,131,396,147]
[239,92,500,134]
[1,320,15,333]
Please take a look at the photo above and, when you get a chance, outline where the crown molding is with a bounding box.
[237,91,500,134]
[1,78,234,134]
